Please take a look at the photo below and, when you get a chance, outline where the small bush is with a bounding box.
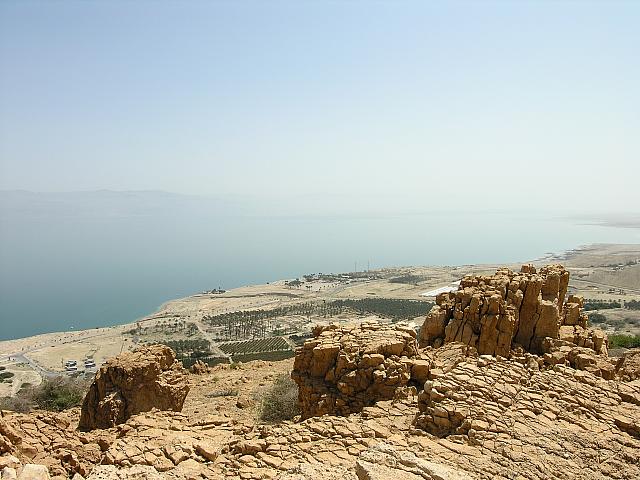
[606,318,626,329]
[21,376,88,412]
[259,374,299,423]
[0,395,32,413]
[0,371,14,382]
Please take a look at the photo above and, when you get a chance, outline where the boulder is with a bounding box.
[194,440,222,462]
[0,456,20,471]
[0,419,21,454]
[615,348,640,381]
[16,465,49,480]
[410,359,431,384]
[189,360,210,375]
[2,468,17,480]
[292,323,420,418]
[79,345,189,430]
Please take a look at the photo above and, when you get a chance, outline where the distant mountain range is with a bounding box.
[0,190,244,219]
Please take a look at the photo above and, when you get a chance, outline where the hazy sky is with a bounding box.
[0,1,638,212]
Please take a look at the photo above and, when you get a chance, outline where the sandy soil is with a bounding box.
[182,358,295,425]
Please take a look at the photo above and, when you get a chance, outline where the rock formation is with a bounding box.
[419,264,607,357]
[292,323,423,418]
[190,360,211,375]
[79,345,189,430]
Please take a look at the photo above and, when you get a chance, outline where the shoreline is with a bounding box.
[0,242,636,345]
[0,242,638,389]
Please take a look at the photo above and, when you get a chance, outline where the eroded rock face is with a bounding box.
[226,352,640,479]
[292,323,421,418]
[0,409,104,477]
[0,419,20,455]
[419,265,607,358]
[79,345,189,430]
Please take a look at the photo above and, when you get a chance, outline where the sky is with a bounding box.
[0,0,638,213]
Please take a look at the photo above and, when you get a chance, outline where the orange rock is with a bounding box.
[79,345,189,430]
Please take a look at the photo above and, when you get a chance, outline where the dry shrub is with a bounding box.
[0,395,32,413]
[259,373,300,423]
[0,376,88,413]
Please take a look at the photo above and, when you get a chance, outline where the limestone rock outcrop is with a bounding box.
[292,323,421,418]
[419,265,607,358]
[225,348,640,479]
[79,345,189,430]
[0,409,105,477]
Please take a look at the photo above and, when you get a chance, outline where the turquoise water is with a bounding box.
[1,192,638,341]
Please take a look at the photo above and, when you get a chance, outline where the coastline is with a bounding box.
[1,242,639,394]
[0,242,592,345]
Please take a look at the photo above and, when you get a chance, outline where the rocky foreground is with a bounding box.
[1,264,640,479]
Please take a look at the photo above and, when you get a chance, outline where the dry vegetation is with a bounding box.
[258,373,300,423]
[0,375,88,413]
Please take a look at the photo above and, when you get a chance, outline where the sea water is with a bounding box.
[1,191,638,340]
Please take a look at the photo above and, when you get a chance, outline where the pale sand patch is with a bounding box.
[0,362,42,397]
